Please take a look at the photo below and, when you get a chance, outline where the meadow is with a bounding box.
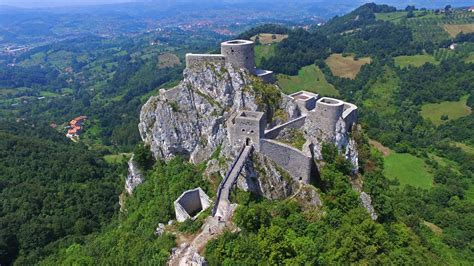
[394,54,438,68]
[251,33,288,45]
[325,53,371,79]
[384,152,434,189]
[420,95,472,126]
[276,64,339,96]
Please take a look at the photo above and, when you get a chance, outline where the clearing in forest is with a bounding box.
[325,53,371,79]
[443,24,474,37]
[420,95,472,126]
[384,152,433,189]
[158,53,180,68]
[104,153,132,164]
[251,33,288,45]
[277,64,339,96]
[394,54,438,68]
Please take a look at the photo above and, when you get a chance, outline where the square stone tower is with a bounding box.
[228,111,266,151]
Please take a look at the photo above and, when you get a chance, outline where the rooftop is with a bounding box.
[221,39,254,46]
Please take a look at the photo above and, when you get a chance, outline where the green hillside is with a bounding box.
[277,64,339,96]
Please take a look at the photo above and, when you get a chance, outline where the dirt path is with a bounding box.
[168,208,237,266]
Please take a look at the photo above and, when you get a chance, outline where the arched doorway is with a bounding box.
[245,138,251,146]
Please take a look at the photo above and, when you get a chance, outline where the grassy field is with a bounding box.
[420,95,472,126]
[384,152,434,189]
[254,44,276,67]
[39,91,60,97]
[251,33,288,45]
[325,53,371,79]
[104,153,132,164]
[375,11,408,23]
[394,54,438,68]
[277,64,339,96]
[158,53,180,69]
[443,24,474,37]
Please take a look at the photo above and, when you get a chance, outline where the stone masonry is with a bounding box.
[186,39,274,83]
[174,187,211,222]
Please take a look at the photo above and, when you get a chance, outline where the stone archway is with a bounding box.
[245,138,251,146]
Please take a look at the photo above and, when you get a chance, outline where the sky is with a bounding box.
[0,0,136,8]
[2,0,472,9]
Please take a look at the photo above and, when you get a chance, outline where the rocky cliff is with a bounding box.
[139,62,297,164]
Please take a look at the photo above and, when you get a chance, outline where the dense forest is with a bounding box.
[0,121,124,264]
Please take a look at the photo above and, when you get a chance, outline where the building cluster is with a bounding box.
[66,116,87,139]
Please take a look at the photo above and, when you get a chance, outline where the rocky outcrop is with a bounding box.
[360,192,378,220]
[125,156,144,195]
[139,62,295,164]
[238,153,296,200]
[303,116,359,173]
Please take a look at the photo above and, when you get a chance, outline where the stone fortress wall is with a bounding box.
[228,110,315,184]
[225,90,357,185]
[260,139,315,184]
[185,54,226,69]
[185,39,274,83]
[174,187,211,222]
[264,115,306,139]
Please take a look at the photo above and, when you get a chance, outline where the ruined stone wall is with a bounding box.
[260,139,315,184]
[221,40,255,71]
[174,188,211,222]
[342,103,358,130]
[185,53,226,69]
[264,115,306,139]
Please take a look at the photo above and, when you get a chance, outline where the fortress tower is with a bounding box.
[227,111,266,151]
[220,40,255,71]
[185,39,274,83]
[309,97,345,134]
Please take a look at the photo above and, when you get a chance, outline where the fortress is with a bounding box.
[227,92,357,184]
[186,39,275,83]
[173,39,358,221]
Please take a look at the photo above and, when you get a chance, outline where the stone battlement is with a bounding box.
[185,54,226,69]
[225,94,357,184]
[185,39,274,83]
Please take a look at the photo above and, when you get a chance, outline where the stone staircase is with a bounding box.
[212,145,253,220]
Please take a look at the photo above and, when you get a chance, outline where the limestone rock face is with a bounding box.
[360,192,378,220]
[125,157,144,195]
[238,153,296,200]
[303,116,359,172]
[139,63,282,164]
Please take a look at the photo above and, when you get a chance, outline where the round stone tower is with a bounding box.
[221,40,255,71]
[309,97,345,134]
